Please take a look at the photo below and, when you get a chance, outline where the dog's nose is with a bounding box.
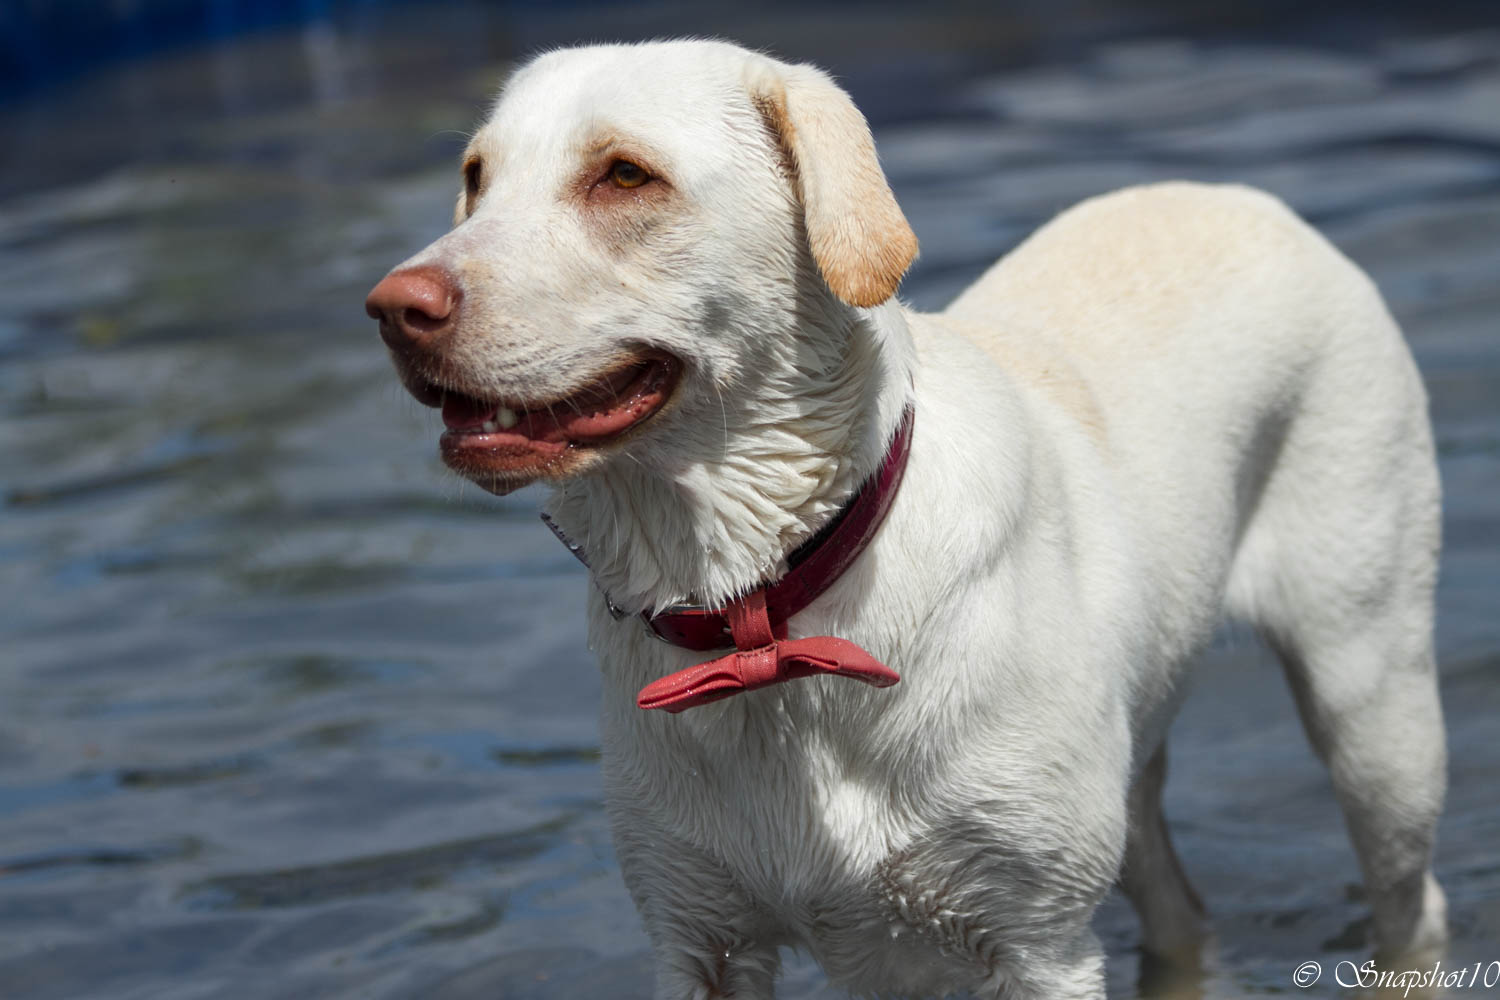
[365,267,460,352]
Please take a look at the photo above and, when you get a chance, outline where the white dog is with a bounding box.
[367,40,1448,999]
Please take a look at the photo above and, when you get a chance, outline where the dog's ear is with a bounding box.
[750,62,918,308]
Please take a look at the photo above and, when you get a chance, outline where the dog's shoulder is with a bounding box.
[942,181,1365,363]
[1049,180,1306,241]
[933,181,1365,443]
[948,181,1323,321]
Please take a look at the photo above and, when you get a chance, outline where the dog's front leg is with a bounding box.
[614,826,780,1000]
[650,937,780,1000]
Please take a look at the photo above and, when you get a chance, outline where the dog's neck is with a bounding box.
[543,300,916,616]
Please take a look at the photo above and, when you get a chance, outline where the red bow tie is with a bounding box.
[545,405,914,713]
[635,588,900,712]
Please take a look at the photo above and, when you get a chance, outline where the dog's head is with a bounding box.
[366,40,917,495]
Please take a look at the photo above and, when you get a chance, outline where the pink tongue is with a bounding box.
[442,394,498,430]
[554,392,655,440]
[435,362,663,441]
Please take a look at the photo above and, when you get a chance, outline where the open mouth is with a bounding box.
[427,354,681,490]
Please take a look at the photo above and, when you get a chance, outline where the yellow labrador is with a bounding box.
[367,39,1447,999]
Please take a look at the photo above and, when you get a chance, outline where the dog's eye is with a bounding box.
[609,160,649,189]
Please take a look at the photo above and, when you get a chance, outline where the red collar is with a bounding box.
[544,404,914,712]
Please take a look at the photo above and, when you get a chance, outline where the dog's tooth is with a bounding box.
[497,407,519,429]
[481,420,498,433]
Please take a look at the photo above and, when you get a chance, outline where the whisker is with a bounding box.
[712,381,730,463]
[610,492,623,571]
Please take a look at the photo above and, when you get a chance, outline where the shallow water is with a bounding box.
[1,5,1497,999]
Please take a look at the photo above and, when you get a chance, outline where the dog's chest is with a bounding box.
[606,680,901,871]
[652,698,896,881]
